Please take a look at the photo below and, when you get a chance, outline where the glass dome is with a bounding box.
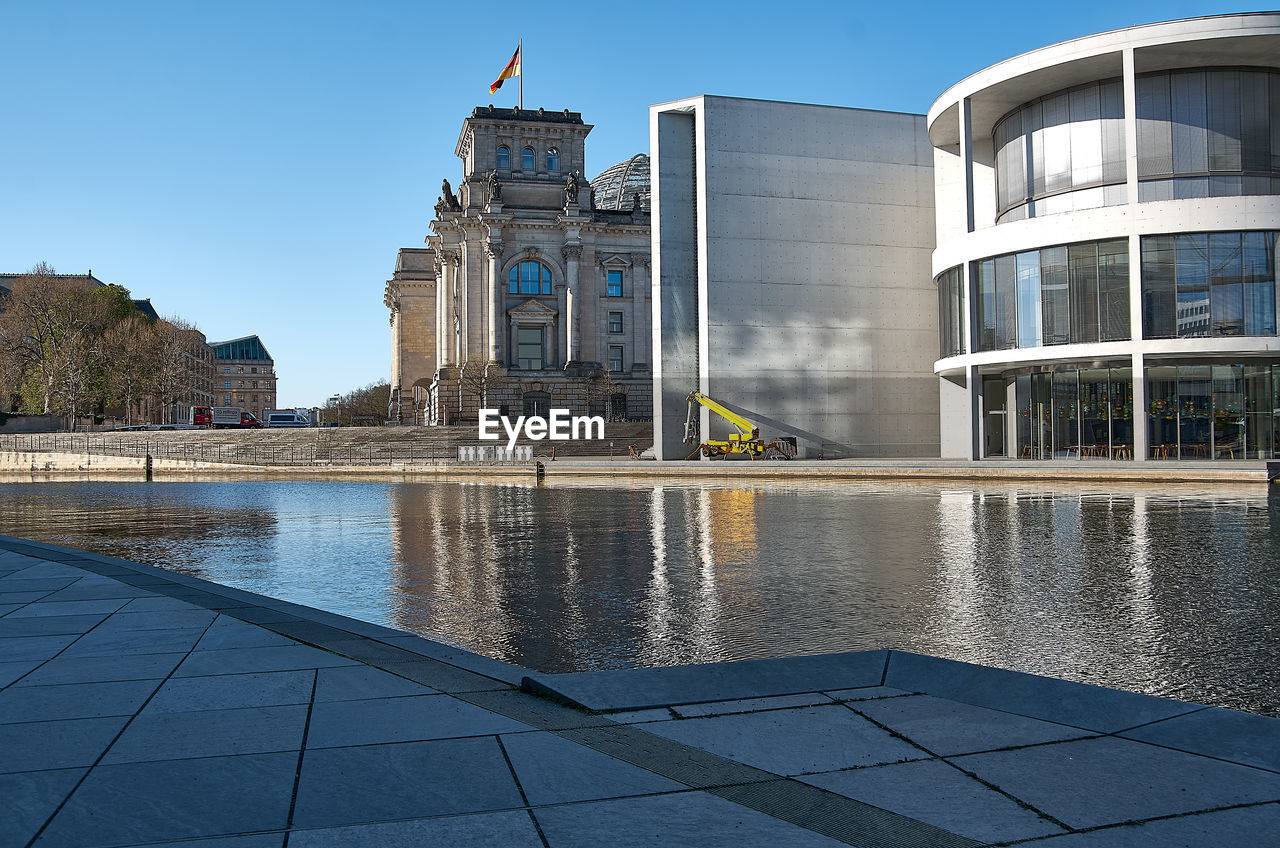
[590,153,649,212]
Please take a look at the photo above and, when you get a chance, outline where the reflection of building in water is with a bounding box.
[706,488,759,566]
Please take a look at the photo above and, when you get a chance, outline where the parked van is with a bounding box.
[267,412,310,428]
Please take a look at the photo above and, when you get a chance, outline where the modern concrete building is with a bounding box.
[385,107,652,426]
[931,13,1280,461]
[210,335,277,422]
[650,96,938,459]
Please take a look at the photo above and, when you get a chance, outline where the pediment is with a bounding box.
[598,253,633,268]
[507,298,558,317]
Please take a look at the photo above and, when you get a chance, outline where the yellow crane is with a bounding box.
[684,391,795,460]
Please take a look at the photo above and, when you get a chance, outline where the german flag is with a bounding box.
[490,45,521,94]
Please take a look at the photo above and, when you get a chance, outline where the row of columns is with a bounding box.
[435,239,648,371]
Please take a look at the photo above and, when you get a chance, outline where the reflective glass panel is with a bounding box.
[1016,252,1042,348]
[1209,232,1244,336]
[1176,234,1210,338]
[1069,242,1100,343]
[1243,364,1274,459]
[522,147,535,170]
[1080,369,1110,457]
[1098,239,1130,342]
[1243,231,1277,336]
[1179,365,1212,459]
[1212,364,1245,459]
[496,146,510,169]
[1109,368,1135,458]
[1040,248,1069,345]
[1147,366,1179,459]
[1052,371,1079,458]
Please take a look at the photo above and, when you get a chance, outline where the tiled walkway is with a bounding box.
[2,536,1279,847]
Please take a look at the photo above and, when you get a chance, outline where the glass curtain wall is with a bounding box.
[1136,69,1280,201]
[1147,362,1279,459]
[976,239,1130,352]
[1141,231,1279,339]
[1005,367,1133,460]
[994,78,1126,222]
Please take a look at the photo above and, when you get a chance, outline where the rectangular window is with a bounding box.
[607,270,623,297]
[1069,242,1100,343]
[1015,252,1042,348]
[1176,233,1210,338]
[608,311,623,334]
[517,327,544,370]
[976,259,996,352]
[1141,235,1177,338]
[608,345,623,372]
[1040,247,1069,345]
[1097,239,1131,342]
[995,254,1018,350]
[224,380,231,389]
[1243,231,1276,335]
[224,395,232,405]
[1210,231,1244,336]
[251,367,257,374]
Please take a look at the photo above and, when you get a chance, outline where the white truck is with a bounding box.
[211,407,262,429]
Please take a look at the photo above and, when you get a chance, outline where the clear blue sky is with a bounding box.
[0,1,1252,407]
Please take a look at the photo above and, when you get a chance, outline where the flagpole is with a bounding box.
[518,38,523,110]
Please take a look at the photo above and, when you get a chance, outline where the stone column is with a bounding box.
[444,255,461,366]
[555,283,568,365]
[633,260,648,367]
[485,241,504,362]
[563,243,582,363]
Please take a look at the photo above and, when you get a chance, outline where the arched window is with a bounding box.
[521,146,535,170]
[496,146,510,169]
[508,260,553,295]
[546,147,560,171]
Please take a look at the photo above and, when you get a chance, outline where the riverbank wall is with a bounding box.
[0,448,1274,485]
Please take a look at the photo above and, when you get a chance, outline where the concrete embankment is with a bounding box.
[0,449,1274,485]
[3,534,1280,846]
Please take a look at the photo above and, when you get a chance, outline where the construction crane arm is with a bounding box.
[685,391,758,439]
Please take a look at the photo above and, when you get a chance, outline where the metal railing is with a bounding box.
[0,434,590,467]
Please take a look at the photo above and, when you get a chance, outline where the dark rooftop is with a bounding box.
[471,105,584,124]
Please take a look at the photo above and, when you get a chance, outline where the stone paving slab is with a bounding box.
[952,736,1280,830]
[3,534,1280,848]
[523,650,889,711]
[801,758,1067,845]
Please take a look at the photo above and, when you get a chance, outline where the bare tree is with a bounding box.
[0,265,114,428]
[583,366,622,419]
[337,381,391,426]
[457,359,508,416]
[104,312,162,425]
[150,318,206,424]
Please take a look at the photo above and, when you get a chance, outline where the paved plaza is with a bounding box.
[1,535,1279,847]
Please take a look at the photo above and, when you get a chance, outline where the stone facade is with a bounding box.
[386,107,652,426]
[210,335,277,422]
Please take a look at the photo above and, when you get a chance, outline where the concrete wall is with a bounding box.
[651,95,940,459]
[651,108,701,460]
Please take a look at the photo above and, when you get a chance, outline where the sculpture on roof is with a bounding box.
[565,171,580,207]
[441,178,460,211]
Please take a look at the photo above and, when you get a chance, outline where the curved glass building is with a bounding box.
[930,13,1280,461]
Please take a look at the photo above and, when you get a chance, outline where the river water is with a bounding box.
[2,479,1277,716]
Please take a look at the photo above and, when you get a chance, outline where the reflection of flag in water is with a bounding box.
[490,45,521,94]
